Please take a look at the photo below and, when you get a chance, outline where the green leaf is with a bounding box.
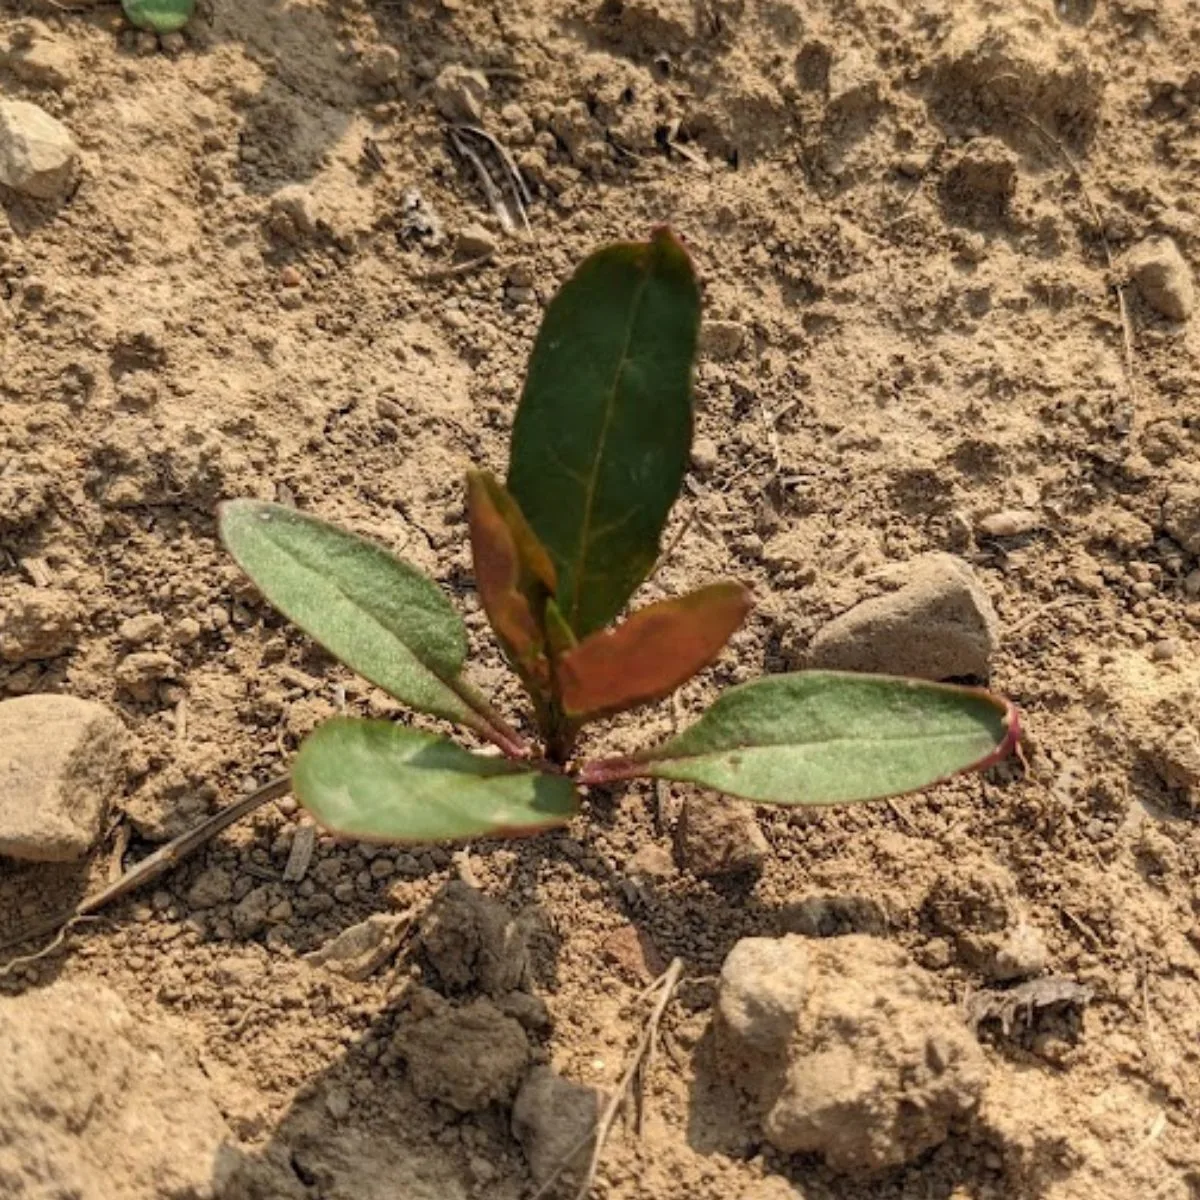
[508,228,701,637]
[293,719,578,842]
[122,0,195,33]
[219,500,484,732]
[558,581,752,720]
[578,672,1019,805]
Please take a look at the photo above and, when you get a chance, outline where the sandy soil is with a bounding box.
[2,0,1199,1197]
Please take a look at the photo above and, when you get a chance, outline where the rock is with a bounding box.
[187,865,234,909]
[396,992,529,1112]
[599,923,665,984]
[0,98,79,201]
[1163,478,1200,554]
[989,921,1049,983]
[699,319,746,361]
[454,222,498,259]
[1128,236,1194,321]
[976,508,1039,538]
[117,612,166,646]
[5,29,76,91]
[805,553,999,679]
[266,183,318,244]
[114,650,177,701]
[0,585,79,662]
[359,44,401,87]
[0,979,233,1199]
[741,936,985,1174]
[0,695,126,862]
[512,1067,604,1190]
[304,910,413,980]
[675,791,769,877]
[431,65,489,122]
[690,435,720,472]
[716,935,810,1064]
[417,880,529,995]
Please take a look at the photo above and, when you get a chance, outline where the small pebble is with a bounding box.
[976,508,1039,538]
[1151,638,1181,662]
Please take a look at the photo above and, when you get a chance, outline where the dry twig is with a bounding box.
[0,776,291,960]
[531,958,685,1200]
[449,130,516,234]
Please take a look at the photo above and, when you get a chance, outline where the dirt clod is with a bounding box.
[512,1066,605,1191]
[719,935,987,1175]
[418,879,530,995]
[675,792,769,877]
[0,694,125,861]
[0,979,233,1199]
[0,586,79,663]
[396,991,530,1112]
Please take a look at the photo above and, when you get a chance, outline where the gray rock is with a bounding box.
[1128,236,1194,321]
[805,552,999,679]
[0,98,79,201]
[675,791,769,877]
[0,585,79,662]
[512,1066,604,1190]
[0,695,126,861]
[0,979,234,1199]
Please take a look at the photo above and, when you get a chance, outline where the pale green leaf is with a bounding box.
[219,500,480,730]
[293,719,578,842]
[579,672,1018,804]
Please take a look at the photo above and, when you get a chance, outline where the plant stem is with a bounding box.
[449,678,530,758]
[576,755,640,785]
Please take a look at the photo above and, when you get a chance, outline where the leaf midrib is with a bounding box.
[566,262,652,629]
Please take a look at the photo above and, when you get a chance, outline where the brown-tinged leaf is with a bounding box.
[558,581,751,719]
[467,471,555,689]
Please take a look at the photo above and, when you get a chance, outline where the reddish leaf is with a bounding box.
[558,581,752,719]
[467,471,556,689]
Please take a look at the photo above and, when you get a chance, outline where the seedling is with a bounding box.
[219,230,1019,843]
